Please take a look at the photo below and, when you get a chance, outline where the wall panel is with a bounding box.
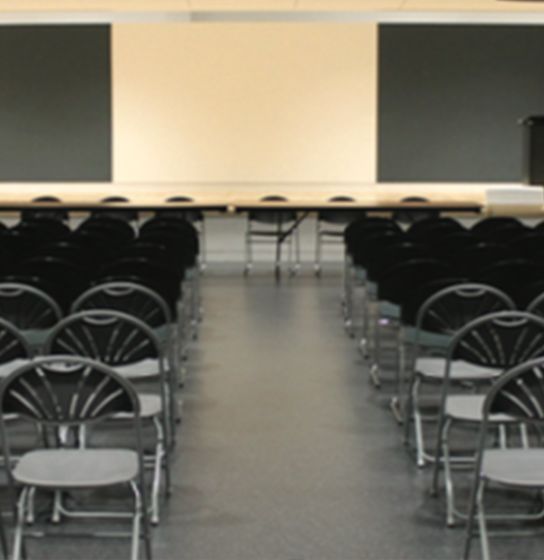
[0,25,111,182]
[378,25,544,182]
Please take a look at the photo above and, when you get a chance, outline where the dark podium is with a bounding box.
[522,115,544,185]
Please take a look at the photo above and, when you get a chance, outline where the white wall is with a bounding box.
[112,22,377,192]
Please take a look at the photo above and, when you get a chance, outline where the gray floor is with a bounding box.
[153,262,467,560]
[12,255,544,560]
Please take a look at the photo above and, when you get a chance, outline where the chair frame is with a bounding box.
[402,283,516,468]
[137,219,202,340]
[314,196,361,277]
[0,355,152,560]
[429,311,544,527]
[44,309,172,526]
[71,281,185,386]
[366,257,456,388]
[341,218,401,340]
[463,356,544,560]
[21,195,69,223]
[244,196,301,280]
[92,196,139,227]
[158,196,207,272]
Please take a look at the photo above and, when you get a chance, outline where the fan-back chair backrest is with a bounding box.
[45,309,161,366]
[0,282,62,330]
[71,282,171,329]
[446,311,544,372]
[0,355,137,426]
[485,357,544,421]
[415,283,516,340]
[248,195,297,225]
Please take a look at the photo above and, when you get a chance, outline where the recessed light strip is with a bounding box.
[0,10,543,25]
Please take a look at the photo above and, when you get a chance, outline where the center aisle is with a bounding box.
[153,267,463,560]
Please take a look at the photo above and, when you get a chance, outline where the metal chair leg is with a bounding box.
[244,227,253,276]
[314,220,322,276]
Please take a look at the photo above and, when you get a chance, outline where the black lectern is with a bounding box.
[522,115,544,185]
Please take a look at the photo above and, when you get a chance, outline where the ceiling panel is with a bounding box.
[81,0,192,9]
[0,0,75,9]
[297,0,404,9]
[191,0,296,9]
[403,0,544,11]
[0,0,192,10]
[0,0,543,16]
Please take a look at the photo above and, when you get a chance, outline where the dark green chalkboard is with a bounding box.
[0,25,111,181]
[378,25,544,182]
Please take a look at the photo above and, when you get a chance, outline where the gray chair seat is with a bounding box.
[482,448,544,487]
[354,265,367,284]
[116,393,161,419]
[403,325,452,348]
[153,324,172,345]
[416,358,501,381]
[378,299,400,319]
[14,448,138,488]
[113,358,161,380]
[445,394,513,423]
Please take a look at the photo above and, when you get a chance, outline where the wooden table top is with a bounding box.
[232,200,483,212]
[0,199,483,214]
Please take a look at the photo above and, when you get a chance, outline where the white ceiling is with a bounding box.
[0,0,540,11]
[1,0,544,23]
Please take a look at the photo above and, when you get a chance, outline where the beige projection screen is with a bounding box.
[112,23,377,184]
